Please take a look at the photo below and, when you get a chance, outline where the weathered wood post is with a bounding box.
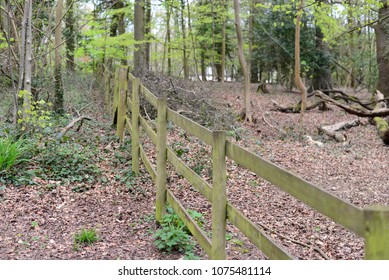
[116,66,128,141]
[211,130,227,260]
[364,206,389,259]
[131,78,141,176]
[112,68,120,125]
[155,98,167,223]
[104,69,111,116]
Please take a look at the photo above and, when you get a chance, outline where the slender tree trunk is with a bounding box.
[18,0,33,121]
[221,0,226,83]
[375,1,389,97]
[248,0,254,83]
[162,1,172,76]
[347,0,356,88]
[186,0,201,81]
[54,0,64,114]
[295,0,307,124]
[201,51,207,81]
[134,0,145,73]
[4,0,18,124]
[180,0,189,79]
[234,0,252,122]
[145,0,151,70]
[65,0,75,71]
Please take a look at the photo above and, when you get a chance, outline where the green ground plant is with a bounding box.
[154,206,203,260]
[0,136,31,173]
[73,227,99,250]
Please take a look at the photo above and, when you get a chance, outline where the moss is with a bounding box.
[373,117,389,145]
[373,117,389,133]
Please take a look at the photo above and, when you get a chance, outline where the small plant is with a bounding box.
[172,141,189,158]
[31,221,39,228]
[154,206,201,259]
[0,136,30,172]
[74,228,99,249]
[17,90,53,133]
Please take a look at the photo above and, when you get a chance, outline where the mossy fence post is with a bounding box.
[211,130,227,260]
[131,78,141,176]
[104,69,111,116]
[156,98,168,223]
[112,68,120,125]
[116,66,128,141]
[364,206,389,259]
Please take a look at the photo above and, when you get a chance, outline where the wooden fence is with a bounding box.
[105,65,389,260]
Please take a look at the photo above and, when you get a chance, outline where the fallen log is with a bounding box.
[271,100,325,113]
[318,119,360,142]
[371,90,389,144]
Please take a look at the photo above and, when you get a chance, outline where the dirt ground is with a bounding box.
[1,80,388,260]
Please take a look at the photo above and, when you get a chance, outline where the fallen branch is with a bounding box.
[56,115,92,140]
[313,90,389,117]
[271,99,325,113]
[318,119,360,142]
[262,112,285,134]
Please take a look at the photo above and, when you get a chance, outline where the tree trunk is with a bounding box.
[294,0,307,125]
[234,0,252,122]
[311,0,332,91]
[65,0,75,71]
[145,0,151,70]
[134,0,145,73]
[54,0,64,114]
[166,1,172,76]
[180,0,189,79]
[186,0,201,81]
[221,0,226,83]
[375,2,389,98]
[311,25,332,91]
[18,0,33,120]
[201,51,207,81]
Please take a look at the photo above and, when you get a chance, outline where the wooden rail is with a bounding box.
[107,65,389,260]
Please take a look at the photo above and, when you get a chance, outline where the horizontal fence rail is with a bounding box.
[107,65,389,260]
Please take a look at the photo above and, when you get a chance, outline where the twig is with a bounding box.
[262,112,285,134]
[257,221,330,260]
[169,77,178,95]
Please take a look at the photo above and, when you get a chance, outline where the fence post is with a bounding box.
[104,69,111,116]
[112,68,120,125]
[155,98,167,223]
[364,206,389,259]
[131,78,140,176]
[211,130,227,260]
[116,66,128,141]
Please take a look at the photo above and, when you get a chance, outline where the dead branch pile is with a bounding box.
[135,71,237,130]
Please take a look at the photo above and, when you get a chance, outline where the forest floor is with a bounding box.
[0,74,388,260]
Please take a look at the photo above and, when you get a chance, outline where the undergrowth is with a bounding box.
[154,206,204,260]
